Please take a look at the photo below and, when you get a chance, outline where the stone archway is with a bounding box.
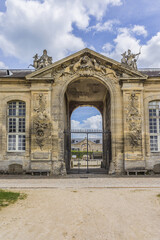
[43,50,125,175]
[56,70,124,174]
[63,77,111,173]
[50,53,124,174]
[25,48,147,175]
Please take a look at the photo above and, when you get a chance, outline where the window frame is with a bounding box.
[149,101,160,153]
[7,101,26,152]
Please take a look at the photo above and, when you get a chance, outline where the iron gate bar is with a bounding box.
[64,129,110,133]
[86,132,89,173]
[64,129,111,174]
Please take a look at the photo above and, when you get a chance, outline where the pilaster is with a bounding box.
[30,84,53,171]
[122,82,145,169]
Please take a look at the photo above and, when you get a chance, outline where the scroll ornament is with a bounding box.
[33,93,52,150]
[126,92,142,149]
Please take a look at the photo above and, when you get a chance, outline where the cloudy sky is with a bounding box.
[71,107,102,130]
[0,0,160,130]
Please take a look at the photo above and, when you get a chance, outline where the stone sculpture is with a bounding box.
[53,54,118,82]
[121,49,141,70]
[30,49,52,70]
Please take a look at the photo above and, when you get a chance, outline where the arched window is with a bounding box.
[7,101,26,152]
[149,101,160,152]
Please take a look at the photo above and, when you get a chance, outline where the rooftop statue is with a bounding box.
[121,49,141,70]
[29,49,52,70]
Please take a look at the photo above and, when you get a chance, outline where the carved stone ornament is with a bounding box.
[126,92,142,149]
[52,54,118,83]
[29,49,52,70]
[33,93,52,150]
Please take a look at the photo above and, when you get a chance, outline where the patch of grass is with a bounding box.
[157,194,160,198]
[0,189,27,209]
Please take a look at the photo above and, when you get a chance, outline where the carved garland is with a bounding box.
[126,92,142,149]
[52,54,118,83]
[33,93,52,150]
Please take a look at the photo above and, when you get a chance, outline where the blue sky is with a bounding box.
[71,107,102,130]
[0,0,160,127]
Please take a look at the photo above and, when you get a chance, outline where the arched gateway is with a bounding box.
[0,48,150,175]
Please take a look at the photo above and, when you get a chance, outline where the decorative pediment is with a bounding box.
[26,48,147,82]
[51,53,120,84]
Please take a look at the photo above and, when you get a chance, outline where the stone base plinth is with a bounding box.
[52,160,66,175]
[125,160,145,170]
[30,161,52,171]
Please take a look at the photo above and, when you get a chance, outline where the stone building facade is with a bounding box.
[71,138,102,152]
[0,48,160,175]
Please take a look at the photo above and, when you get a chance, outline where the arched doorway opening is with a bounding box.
[63,77,112,174]
[70,106,104,173]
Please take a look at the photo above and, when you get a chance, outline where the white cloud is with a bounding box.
[102,27,141,62]
[87,19,120,32]
[0,0,122,65]
[81,0,122,20]
[0,35,16,57]
[89,45,96,51]
[138,32,160,67]
[71,115,102,130]
[101,26,160,67]
[0,61,8,69]
[132,25,148,37]
[71,115,102,138]
[71,120,81,129]
[102,43,114,52]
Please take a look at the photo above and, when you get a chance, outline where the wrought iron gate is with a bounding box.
[64,129,111,174]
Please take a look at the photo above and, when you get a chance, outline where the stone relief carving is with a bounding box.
[126,92,142,149]
[67,87,90,97]
[121,49,141,70]
[52,54,118,83]
[29,49,52,70]
[33,93,52,150]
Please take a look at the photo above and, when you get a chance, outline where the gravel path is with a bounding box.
[0,177,160,240]
[0,176,160,189]
[0,188,160,240]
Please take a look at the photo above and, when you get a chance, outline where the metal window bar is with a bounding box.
[149,102,160,152]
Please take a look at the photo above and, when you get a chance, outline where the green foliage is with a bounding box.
[71,150,102,159]
[71,150,92,159]
[157,194,160,198]
[0,189,27,209]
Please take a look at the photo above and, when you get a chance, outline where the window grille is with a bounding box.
[149,101,160,152]
[7,101,26,152]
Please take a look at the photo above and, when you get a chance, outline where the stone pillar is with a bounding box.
[108,83,124,175]
[30,89,53,171]
[122,83,145,170]
[51,83,67,175]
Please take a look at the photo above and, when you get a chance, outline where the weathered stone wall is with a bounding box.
[143,79,160,169]
[0,82,31,172]
[122,83,145,170]
[30,89,52,171]
[63,93,70,171]
[0,49,160,174]
[102,90,111,170]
